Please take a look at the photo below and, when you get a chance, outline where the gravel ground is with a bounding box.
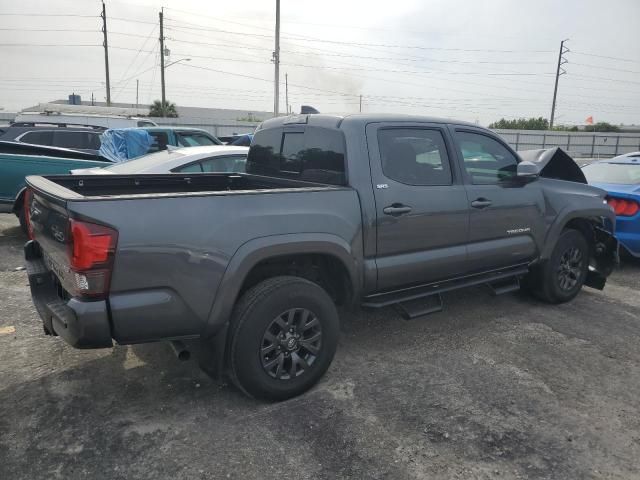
[1,213,639,480]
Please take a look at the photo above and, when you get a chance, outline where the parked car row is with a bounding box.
[0,122,222,154]
[0,125,245,229]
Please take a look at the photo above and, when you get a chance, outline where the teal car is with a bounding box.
[0,142,110,229]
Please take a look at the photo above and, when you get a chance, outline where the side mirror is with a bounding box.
[517,161,540,180]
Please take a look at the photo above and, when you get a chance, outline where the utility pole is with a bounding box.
[101,1,111,106]
[273,0,280,116]
[285,73,289,115]
[136,79,139,109]
[159,8,166,117]
[359,94,363,113]
[550,39,569,129]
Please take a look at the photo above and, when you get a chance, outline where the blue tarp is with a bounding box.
[99,128,153,163]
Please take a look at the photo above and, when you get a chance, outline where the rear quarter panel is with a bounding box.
[67,188,363,342]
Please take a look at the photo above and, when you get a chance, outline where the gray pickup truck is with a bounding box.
[23,114,617,400]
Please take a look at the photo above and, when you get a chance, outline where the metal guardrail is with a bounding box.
[494,129,640,158]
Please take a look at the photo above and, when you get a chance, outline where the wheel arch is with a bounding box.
[540,208,612,260]
[204,233,361,339]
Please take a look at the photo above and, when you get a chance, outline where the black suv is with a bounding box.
[0,123,104,154]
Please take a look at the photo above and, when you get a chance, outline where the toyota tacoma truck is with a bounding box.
[22,114,618,401]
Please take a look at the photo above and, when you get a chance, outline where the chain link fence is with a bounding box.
[494,129,640,158]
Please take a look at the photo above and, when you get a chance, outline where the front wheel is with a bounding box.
[526,229,589,304]
[228,276,339,401]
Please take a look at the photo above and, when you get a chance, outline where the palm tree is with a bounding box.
[149,100,178,118]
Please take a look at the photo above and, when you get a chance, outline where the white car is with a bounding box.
[71,145,248,175]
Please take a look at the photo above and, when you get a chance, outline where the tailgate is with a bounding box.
[26,185,75,295]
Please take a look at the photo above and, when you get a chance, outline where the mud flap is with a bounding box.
[585,227,619,290]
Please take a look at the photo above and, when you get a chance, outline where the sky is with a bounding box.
[0,0,639,126]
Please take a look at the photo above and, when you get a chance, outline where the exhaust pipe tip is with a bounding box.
[170,340,190,361]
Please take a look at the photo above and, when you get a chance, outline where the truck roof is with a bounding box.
[257,113,480,131]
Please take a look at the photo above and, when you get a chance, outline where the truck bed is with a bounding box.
[27,172,335,200]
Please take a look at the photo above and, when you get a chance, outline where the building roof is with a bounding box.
[25,100,273,125]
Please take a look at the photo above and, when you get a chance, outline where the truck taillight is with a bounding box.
[24,189,33,240]
[607,197,640,217]
[68,220,118,298]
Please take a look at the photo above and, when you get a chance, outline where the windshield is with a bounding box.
[583,162,640,185]
[104,149,186,173]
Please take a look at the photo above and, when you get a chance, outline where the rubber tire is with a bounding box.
[228,276,339,401]
[527,229,589,304]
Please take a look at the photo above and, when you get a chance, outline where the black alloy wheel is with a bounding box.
[557,246,584,291]
[260,308,322,380]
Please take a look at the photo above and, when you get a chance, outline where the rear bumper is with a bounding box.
[615,222,640,257]
[24,240,112,349]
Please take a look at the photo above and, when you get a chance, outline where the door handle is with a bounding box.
[383,204,412,216]
[471,198,492,209]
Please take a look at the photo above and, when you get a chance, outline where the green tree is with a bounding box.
[488,117,549,130]
[489,117,550,130]
[585,122,620,132]
[149,100,178,118]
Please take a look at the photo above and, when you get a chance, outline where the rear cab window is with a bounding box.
[247,126,346,185]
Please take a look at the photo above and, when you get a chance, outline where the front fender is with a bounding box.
[540,206,615,260]
[203,233,362,338]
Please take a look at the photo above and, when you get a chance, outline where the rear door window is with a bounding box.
[19,131,54,146]
[52,131,93,149]
[199,155,247,173]
[174,163,204,173]
[177,132,218,146]
[377,128,452,185]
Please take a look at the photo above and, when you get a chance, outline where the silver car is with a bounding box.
[71,145,248,175]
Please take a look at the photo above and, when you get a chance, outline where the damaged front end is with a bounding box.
[518,147,588,184]
[519,147,620,290]
[585,224,619,290]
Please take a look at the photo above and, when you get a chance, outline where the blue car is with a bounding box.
[583,152,640,257]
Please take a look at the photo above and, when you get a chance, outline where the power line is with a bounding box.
[570,62,640,75]
[108,16,158,26]
[164,18,553,54]
[572,51,640,65]
[0,13,97,18]
[0,43,100,48]
[112,25,158,101]
[568,73,640,86]
[0,28,97,33]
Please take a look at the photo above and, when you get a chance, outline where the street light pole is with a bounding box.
[273,0,280,116]
[159,8,166,116]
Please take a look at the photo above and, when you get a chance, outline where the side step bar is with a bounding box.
[362,264,529,318]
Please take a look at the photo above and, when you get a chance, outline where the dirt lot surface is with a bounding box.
[1,214,639,480]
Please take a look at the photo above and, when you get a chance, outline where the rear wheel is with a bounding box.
[228,276,339,401]
[526,229,589,304]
